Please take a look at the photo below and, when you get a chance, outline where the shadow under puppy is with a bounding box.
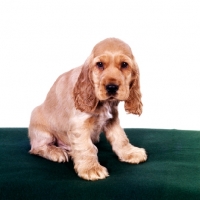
[28,38,147,181]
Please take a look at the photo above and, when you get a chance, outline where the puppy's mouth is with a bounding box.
[105,83,120,101]
[107,96,117,101]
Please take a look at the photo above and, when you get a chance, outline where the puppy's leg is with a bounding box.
[69,130,109,181]
[28,125,69,163]
[104,120,147,164]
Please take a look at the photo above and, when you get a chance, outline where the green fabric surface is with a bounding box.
[0,128,200,200]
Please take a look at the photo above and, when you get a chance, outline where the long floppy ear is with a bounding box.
[124,64,143,115]
[73,58,99,113]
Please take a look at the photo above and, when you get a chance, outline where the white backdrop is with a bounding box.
[0,0,200,130]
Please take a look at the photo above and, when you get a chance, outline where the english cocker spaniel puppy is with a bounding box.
[28,38,147,181]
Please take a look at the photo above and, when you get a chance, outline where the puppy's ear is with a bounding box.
[73,58,99,113]
[124,64,143,115]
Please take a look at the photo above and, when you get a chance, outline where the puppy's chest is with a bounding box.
[94,104,113,129]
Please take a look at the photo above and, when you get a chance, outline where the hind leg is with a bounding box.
[28,125,69,163]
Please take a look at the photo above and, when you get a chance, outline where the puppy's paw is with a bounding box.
[118,145,147,164]
[76,163,109,181]
[49,146,69,163]
[30,145,69,163]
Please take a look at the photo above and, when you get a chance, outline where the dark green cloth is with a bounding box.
[0,128,200,200]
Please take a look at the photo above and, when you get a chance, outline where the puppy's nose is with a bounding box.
[106,84,119,95]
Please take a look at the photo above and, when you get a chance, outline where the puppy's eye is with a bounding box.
[121,62,128,69]
[96,62,104,69]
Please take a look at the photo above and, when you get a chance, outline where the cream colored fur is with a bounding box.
[28,38,147,181]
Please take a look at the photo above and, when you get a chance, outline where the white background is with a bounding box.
[0,0,200,130]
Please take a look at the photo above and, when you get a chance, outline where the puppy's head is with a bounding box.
[74,38,142,115]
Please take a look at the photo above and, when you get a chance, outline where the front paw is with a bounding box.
[118,145,147,164]
[75,162,109,181]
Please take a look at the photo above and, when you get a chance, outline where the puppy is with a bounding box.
[28,38,147,181]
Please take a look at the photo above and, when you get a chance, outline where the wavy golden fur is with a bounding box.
[28,38,147,181]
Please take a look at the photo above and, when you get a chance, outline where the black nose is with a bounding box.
[106,84,119,95]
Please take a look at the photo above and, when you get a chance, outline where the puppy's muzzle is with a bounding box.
[106,84,119,95]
